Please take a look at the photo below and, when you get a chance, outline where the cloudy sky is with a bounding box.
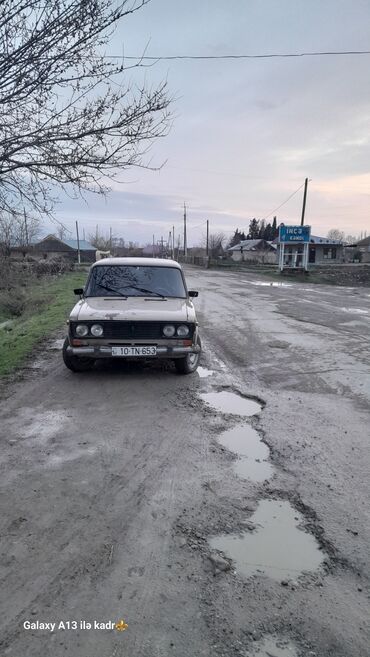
[53,0,370,246]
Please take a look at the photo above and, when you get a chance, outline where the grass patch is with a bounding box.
[0,271,87,376]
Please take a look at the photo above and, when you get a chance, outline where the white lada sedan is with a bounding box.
[63,258,201,374]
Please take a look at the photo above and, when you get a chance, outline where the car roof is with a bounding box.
[91,257,182,269]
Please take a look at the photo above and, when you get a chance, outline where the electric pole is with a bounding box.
[206,219,209,257]
[183,202,187,257]
[23,209,29,246]
[172,225,175,259]
[152,234,155,258]
[75,220,81,264]
[168,231,171,258]
[300,178,309,226]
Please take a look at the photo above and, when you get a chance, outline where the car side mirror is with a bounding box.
[188,290,198,298]
[74,288,84,297]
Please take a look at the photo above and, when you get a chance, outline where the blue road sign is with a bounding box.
[279,225,311,243]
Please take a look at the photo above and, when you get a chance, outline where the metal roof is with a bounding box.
[309,235,343,245]
[228,239,266,252]
[62,238,96,251]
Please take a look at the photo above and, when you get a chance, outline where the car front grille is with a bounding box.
[71,321,194,340]
[102,321,163,340]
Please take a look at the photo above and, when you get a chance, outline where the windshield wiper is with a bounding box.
[96,283,128,298]
[119,285,166,298]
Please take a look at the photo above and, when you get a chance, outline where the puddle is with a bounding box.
[252,636,298,657]
[200,391,262,416]
[218,425,273,482]
[209,500,324,580]
[244,281,293,288]
[48,339,64,350]
[197,366,215,378]
[340,307,368,315]
[19,409,71,444]
[46,445,96,468]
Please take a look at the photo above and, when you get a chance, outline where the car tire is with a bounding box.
[174,336,201,375]
[62,338,94,372]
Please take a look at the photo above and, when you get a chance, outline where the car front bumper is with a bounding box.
[66,341,201,360]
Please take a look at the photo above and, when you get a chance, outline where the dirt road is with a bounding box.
[0,266,369,657]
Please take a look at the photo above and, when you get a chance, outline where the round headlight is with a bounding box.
[91,324,103,337]
[177,325,190,337]
[163,324,176,337]
[76,324,88,337]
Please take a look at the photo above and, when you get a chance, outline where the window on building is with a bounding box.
[323,247,337,259]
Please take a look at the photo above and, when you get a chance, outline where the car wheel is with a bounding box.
[174,336,201,375]
[62,338,94,372]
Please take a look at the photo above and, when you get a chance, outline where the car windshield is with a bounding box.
[85,265,187,298]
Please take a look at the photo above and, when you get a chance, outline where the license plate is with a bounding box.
[111,346,157,357]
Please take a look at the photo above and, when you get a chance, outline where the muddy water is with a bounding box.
[200,391,262,416]
[218,425,273,482]
[197,366,215,378]
[252,636,298,657]
[210,500,324,580]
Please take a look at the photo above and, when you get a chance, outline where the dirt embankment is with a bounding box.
[307,264,370,286]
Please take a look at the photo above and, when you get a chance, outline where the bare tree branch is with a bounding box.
[0,0,171,220]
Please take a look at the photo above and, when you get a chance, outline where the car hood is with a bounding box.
[70,296,196,323]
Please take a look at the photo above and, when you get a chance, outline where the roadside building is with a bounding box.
[228,239,277,263]
[345,236,370,263]
[308,236,344,264]
[32,235,96,263]
[274,233,344,267]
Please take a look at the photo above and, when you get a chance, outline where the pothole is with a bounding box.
[209,500,324,581]
[200,391,262,416]
[218,425,273,482]
[197,366,215,378]
[252,636,299,657]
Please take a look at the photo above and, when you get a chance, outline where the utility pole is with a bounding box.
[300,178,309,226]
[168,231,171,258]
[23,209,29,246]
[183,202,187,257]
[172,225,175,259]
[75,220,81,264]
[152,234,155,258]
[109,226,112,251]
[206,219,209,257]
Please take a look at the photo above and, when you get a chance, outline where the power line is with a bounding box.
[261,182,306,221]
[105,50,370,62]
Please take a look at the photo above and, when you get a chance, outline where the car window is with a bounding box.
[85,265,187,298]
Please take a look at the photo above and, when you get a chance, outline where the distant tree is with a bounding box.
[327,229,345,242]
[202,231,227,257]
[55,225,71,241]
[261,222,272,240]
[88,226,113,251]
[0,211,40,254]
[247,218,260,239]
[344,234,358,245]
[258,219,266,239]
[271,216,278,238]
[228,228,247,248]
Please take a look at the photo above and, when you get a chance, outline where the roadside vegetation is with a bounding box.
[0,259,86,376]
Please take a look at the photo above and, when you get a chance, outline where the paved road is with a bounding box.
[0,267,369,657]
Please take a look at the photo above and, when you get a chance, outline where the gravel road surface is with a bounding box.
[0,266,369,657]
